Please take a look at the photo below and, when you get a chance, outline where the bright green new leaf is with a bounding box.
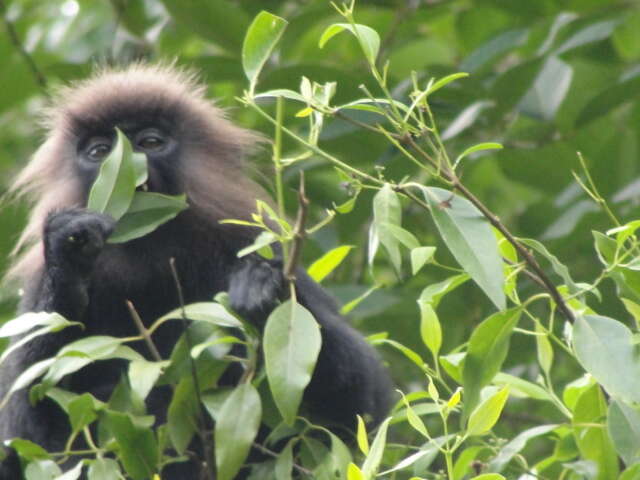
[419,274,469,308]
[411,246,436,275]
[426,72,469,96]
[361,417,391,478]
[455,142,503,166]
[319,23,380,65]
[421,187,505,310]
[264,300,321,424]
[418,301,441,357]
[87,129,137,221]
[356,415,369,455]
[242,11,288,91]
[573,314,640,403]
[308,245,354,282]
[398,391,429,438]
[462,308,521,421]
[347,463,365,480]
[467,386,509,436]
[471,474,506,480]
[215,383,262,480]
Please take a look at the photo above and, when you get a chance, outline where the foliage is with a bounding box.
[2,0,640,479]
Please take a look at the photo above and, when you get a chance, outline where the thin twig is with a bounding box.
[126,300,162,361]
[405,135,575,323]
[0,0,48,94]
[168,258,215,480]
[251,442,313,477]
[283,172,309,282]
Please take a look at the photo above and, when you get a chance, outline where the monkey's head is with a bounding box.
[7,63,264,282]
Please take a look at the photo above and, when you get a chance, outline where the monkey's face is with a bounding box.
[75,117,182,198]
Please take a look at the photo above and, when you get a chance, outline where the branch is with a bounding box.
[283,172,309,282]
[0,0,48,95]
[405,135,576,323]
[126,300,162,361]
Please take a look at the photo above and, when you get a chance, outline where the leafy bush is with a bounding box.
[2,0,640,479]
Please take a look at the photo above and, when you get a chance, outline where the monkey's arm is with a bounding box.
[0,209,114,458]
[228,257,393,428]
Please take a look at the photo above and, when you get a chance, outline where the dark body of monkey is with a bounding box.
[0,65,393,478]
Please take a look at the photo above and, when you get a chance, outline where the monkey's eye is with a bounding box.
[85,138,112,162]
[136,130,166,152]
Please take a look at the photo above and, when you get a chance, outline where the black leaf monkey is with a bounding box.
[0,65,392,478]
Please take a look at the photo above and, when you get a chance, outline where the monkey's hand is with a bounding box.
[37,209,114,320]
[44,208,115,279]
[228,256,286,325]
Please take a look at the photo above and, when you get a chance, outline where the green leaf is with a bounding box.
[411,246,436,275]
[372,184,402,272]
[158,302,242,329]
[398,392,429,438]
[467,386,509,436]
[426,72,469,96]
[129,359,165,404]
[535,323,553,375]
[419,274,469,308]
[572,384,619,480]
[168,376,199,454]
[56,461,84,480]
[8,439,50,461]
[520,238,580,294]
[361,417,390,477]
[608,399,640,466]
[274,440,294,480]
[237,231,277,258]
[215,383,262,480]
[471,474,506,480]
[87,458,122,480]
[308,245,354,282]
[105,411,158,480]
[418,301,441,357]
[455,142,503,166]
[462,308,521,421]
[347,463,365,480]
[573,314,640,403]
[319,23,380,65]
[264,300,321,424]
[68,393,99,434]
[24,460,62,479]
[488,424,558,472]
[242,11,288,91]
[87,129,137,221]
[421,187,505,310]
[381,223,420,250]
[160,0,249,51]
[108,192,188,243]
[356,415,369,455]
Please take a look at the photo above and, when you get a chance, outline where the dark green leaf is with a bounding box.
[108,192,188,243]
[105,411,159,480]
[462,308,521,421]
[421,187,505,310]
[242,11,288,91]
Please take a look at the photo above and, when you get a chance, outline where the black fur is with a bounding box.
[0,66,393,479]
